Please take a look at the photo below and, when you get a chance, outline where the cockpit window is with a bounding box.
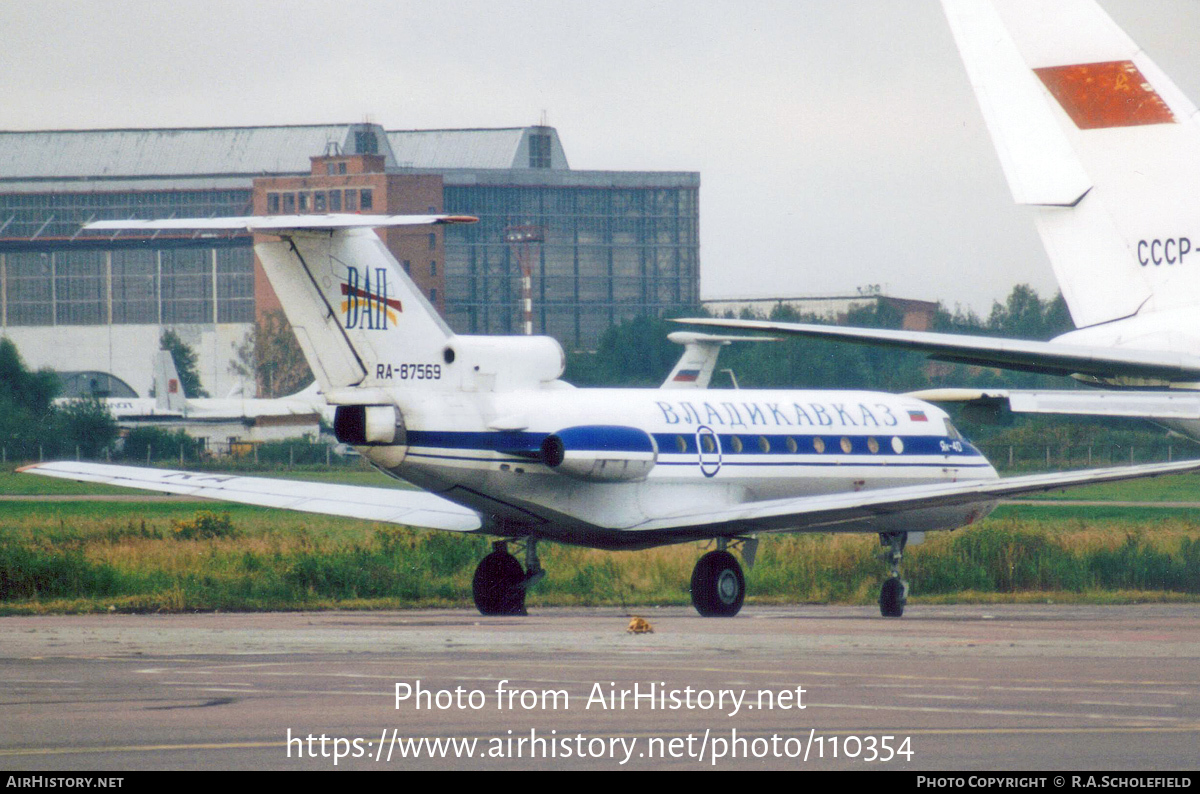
[945,420,963,441]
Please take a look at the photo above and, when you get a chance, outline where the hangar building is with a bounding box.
[0,124,700,399]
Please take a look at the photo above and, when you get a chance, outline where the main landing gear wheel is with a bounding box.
[879,576,907,618]
[472,547,526,616]
[878,532,909,618]
[690,550,745,617]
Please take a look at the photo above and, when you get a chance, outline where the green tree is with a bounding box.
[159,329,208,397]
[565,315,682,387]
[0,337,58,414]
[54,396,118,458]
[121,426,205,462]
[986,284,1073,340]
[0,338,60,455]
[250,310,313,398]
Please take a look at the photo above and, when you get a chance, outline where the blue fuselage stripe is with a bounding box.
[403,429,985,462]
[406,450,993,469]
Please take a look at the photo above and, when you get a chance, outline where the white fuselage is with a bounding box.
[358,387,999,549]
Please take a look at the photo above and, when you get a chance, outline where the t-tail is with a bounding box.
[255,226,456,391]
[86,215,567,397]
[941,0,1200,329]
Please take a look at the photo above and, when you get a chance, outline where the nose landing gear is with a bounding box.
[878,531,909,618]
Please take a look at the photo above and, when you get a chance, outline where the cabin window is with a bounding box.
[758,436,770,453]
[891,437,904,454]
[786,437,798,454]
[729,436,743,453]
[674,435,687,453]
[840,437,853,454]
[812,437,825,454]
[867,437,880,454]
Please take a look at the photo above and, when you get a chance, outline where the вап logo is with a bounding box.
[342,266,401,329]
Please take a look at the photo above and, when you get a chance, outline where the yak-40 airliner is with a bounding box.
[685,0,1200,445]
[20,214,1200,619]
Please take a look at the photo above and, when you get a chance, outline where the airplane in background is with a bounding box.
[54,349,189,420]
[681,0,1200,443]
[22,212,1200,620]
[57,348,327,426]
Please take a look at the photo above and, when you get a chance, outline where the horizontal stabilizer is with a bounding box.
[85,214,478,233]
[19,462,483,532]
[89,215,468,393]
[674,317,1200,381]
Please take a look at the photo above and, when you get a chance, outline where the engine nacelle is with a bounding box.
[540,425,657,482]
[444,335,565,391]
[333,404,405,446]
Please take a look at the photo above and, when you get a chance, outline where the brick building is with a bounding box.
[0,123,700,398]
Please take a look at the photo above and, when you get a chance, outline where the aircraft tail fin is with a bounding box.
[256,228,455,391]
[88,215,477,393]
[941,0,1200,327]
[153,349,186,412]
[661,332,782,389]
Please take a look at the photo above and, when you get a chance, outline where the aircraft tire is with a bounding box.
[690,550,745,617]
[472,550,527,616]
[879,576,906,618]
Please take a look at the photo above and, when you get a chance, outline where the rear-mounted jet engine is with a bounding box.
[540,425,657,482]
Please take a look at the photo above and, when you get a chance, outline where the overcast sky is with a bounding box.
[3,0,1199,316]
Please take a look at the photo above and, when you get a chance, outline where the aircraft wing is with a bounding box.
[18,462,483,532]
[909,388,1200,420]
[23,457,1200,542]
[674,318,1200,381]
[630,458,1200,537]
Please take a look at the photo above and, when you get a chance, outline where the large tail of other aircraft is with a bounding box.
[941,0,1200,329]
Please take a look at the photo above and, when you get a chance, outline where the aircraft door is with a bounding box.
[695,425,722,478]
